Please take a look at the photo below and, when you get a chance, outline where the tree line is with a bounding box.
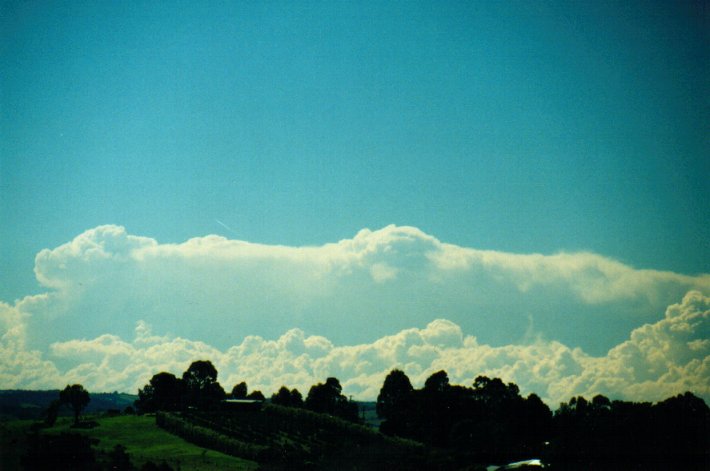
[46,361,709,469]
[376,368,709,469]
[134,360,359,422]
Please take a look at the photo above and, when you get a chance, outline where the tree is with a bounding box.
[306,377,358,422]
[423,370,450,393]
[136,374,177,413]
[290,388,304,407]
[272,386,304,407]
[136,372,184,413]
[183,360,218,390]
[377,369,413,419]
[377,369,414,437]
[59,384,90,425]
[182,360,225,409]
[247,390,265,401]
[231,381,248,399]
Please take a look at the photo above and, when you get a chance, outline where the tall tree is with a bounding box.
[272,386,304,407]
[182,360,225,409]
[231,382,248,399]
[377,369,414,436]
[59,384,90,425]
[136,372,184,412]
[306,377,358,422]
[423,370,450,393]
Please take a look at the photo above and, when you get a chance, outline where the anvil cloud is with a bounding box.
[1,225,708,405]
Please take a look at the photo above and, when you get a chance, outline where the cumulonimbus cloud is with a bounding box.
[1,225,708,405]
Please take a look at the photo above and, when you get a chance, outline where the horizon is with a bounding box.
[1,1,708,406]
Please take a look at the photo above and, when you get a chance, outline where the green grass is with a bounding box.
[1,415,258,471]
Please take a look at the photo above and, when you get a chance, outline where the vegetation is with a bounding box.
[0,390,135,421]
[304,377,358,422]
[548,392,710,470]
[3,359,708,470]
[374,369,709,470]
[59,384,91,425]
[163,403,432,470]
[1,415,257,471]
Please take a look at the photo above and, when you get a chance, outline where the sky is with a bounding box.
[1,1,708,404]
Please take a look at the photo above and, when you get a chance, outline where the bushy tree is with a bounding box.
[182,360,226,409]
[59,384,90,425]
[377,369,413,436]
[306,377,358,422]
[136,372,184,413]
[231,381,248,399]
[246,390,265,400]
[271,386,304,407]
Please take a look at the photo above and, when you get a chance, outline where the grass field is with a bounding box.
[0,415,258,470]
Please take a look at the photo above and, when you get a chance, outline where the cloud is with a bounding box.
[2,292,707,406]
[20,224,709,354]
[1,225,708,405]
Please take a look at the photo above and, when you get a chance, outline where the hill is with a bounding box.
[154,403,456,470]
[0,390,137,420]
[0,414,257,470]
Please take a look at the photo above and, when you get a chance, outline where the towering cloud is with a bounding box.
[1,225,708,405]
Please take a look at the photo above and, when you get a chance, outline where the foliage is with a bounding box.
[182,360,226,410]
[305,377,359,422]
[548,391,710,469]
[376,369,414,436]
[135,372,184,413]
[172,403,428,470]
[246,390,265,401]
[59,384,91,425]
[377,371,552,464]
[156,412,268,461]
[135,361,227,413]
[271,386,304,408]
[231,382,248,399]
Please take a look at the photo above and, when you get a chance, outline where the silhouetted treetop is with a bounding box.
[59,384,90,425]
[423,370,450,393]
[231,381,248,399]
[377,369,413,420]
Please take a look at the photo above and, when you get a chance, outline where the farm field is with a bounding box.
[0,414,258,471]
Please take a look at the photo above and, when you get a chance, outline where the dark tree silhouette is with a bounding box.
[246,390,265,401]
[272,386,304,407]
[377,369,413,419]
[423,370,450,393]
[231,381,248,399]
[306,377,359,422]
[136,372,184,412]
[548,391,710,470]
[59,384,90,425]
[290,388,304,407]
[182,360,226,409]
[377,369,413,436]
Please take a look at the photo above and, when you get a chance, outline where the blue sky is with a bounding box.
[1,1,708,401]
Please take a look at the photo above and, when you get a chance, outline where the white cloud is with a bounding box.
[1,225,708,406]
[19,224,709,353]
[1,292,707,407]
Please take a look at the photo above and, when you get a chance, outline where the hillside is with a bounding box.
[0,390,137,420]
[158,404,440,470]
[0,414,257,471]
